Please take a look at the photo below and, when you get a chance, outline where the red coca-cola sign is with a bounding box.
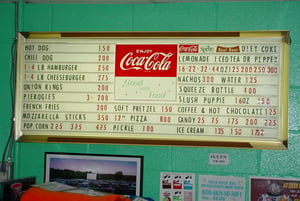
[115,44,177,77]
[179,44,199,53]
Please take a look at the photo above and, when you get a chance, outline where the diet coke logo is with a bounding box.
[115,44,177,77]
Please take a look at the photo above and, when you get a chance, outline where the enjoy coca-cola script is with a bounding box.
[115,44,177,77]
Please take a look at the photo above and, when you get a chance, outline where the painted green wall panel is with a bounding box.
[88,144,171,170]
[0,85,12,123]
[142,170,160,199]
[216,2,292,31]
[0,3,15,42]
[0,124,11,158]
[260,132,300,177]
[170,147,259,174]
[0,3,15,123]
[51,4,134,31]
[14,143,45,180]
[0,43,13,123]
[22,4,53,31]
[140,146,172,171]
[132,3,217,31]
[289,44,300,86]
[15,142,91,180]
[288,89,300,131]
[281,2,300,44]
[0,4,15,158]
[89,144,173,171]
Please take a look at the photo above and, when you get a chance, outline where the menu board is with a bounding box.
[14,31,290,149]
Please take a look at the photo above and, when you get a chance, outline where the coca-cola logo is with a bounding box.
[115,44,177,77]
[179,45,199,53]
[120,52,173,71]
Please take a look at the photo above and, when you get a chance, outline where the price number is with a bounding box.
[244,87,256,94]
[230,128,242,135]
[98,74,109,81]
[97,104,108,111]
[245,118,258,126]
[258,97,270,105]
[96,124,107,131]
[264,119,277,126]
[98,94,108,101]
[160,116,171,123]
[98,84,109,91]
[97,114,109,121]
[98,64,109,71]
[265,108,277,115]
[245,76,257,83]
[98,44,110,52]
[161,106,173,113]
[70,123,82,130]
[98,54,110,62]
[267,66,278,73]
[142,125,154,132]
[251,129,264,136]
[197,117,205,124]
[227,118,239,125]
[211,117,219,124]
[50,123,63,130]
[214,127,224,135]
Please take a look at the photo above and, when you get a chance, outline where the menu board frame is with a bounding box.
[14,31,290,149]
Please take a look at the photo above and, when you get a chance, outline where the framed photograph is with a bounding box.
[250,176,300,201]
[44,152,143,196]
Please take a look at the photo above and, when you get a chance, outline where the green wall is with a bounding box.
[0,3,15,171]
[1,1,300,201]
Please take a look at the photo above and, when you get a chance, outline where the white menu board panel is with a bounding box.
[14,31,290,149]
